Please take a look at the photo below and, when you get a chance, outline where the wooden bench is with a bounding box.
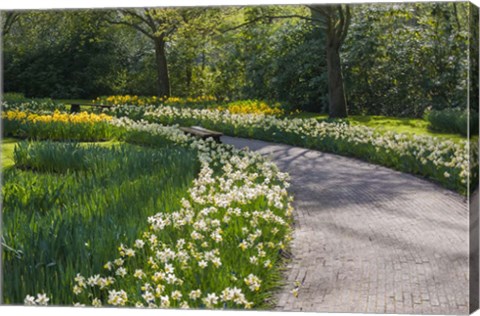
[179,126,223,143]
[70,103,113,113]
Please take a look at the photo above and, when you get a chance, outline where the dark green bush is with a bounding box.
[425,108,478,136]
[2,93,66,112]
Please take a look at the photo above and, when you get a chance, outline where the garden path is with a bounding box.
[222,136,470,314]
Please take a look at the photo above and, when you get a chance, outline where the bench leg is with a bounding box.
[70,104,80,113]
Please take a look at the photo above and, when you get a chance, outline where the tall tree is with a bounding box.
[167,8,221,97]
[105,9,176,97]
[105,8,211,98]
[308,5,351,118]
[221,5,351,117]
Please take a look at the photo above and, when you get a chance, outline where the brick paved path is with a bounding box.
[222,136,469,314]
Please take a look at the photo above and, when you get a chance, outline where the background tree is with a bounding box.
[216,6,328,110]
[217,5,350,117]
[105,8,214,97]
[2,3,471,119]
[166,8,222,97]
[309,4,351,118]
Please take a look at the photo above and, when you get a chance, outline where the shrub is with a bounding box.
[3,92,27,103]
[425,108,479,136]
[2,93,67,112]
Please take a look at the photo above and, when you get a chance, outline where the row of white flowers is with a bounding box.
[105,105,476,193]
[25,117,294,308]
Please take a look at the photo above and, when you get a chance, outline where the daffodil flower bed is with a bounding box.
[94,96,286,116]
[2,110,115,141]
[19,118,293,309]
[94,95,218,107]
[105,105,476,194]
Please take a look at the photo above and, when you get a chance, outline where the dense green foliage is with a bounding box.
[425,108,479,136]
[3,3,474,117]
[3,11,124,99]
[343,3,470,116]
[2,141,199,304]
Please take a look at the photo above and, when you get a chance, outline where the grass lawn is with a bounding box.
[2,137,19,168]
[287,112,466,141]
[2,138,120,169]
[2,139,199,304]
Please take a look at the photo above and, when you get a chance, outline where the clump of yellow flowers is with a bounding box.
[2,110,112,124]
[3,110,115,141]
[217,100,285,116]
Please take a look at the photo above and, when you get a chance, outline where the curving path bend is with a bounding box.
[222,136,469,315]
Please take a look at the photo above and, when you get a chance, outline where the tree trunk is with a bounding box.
[309,4,350,118]
[185,59,193,90]
[326,44,347,118]
[153,37,170,98]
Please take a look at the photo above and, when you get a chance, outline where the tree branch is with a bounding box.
[104,16,155,39]
[164,25,178,38]
[339,6,351,46]
[306,5,332,20]
[221,14,325,33]
[1,12,20,36]
[120,9,152,28]
[143,9,161,32]
[335,5,345,41]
